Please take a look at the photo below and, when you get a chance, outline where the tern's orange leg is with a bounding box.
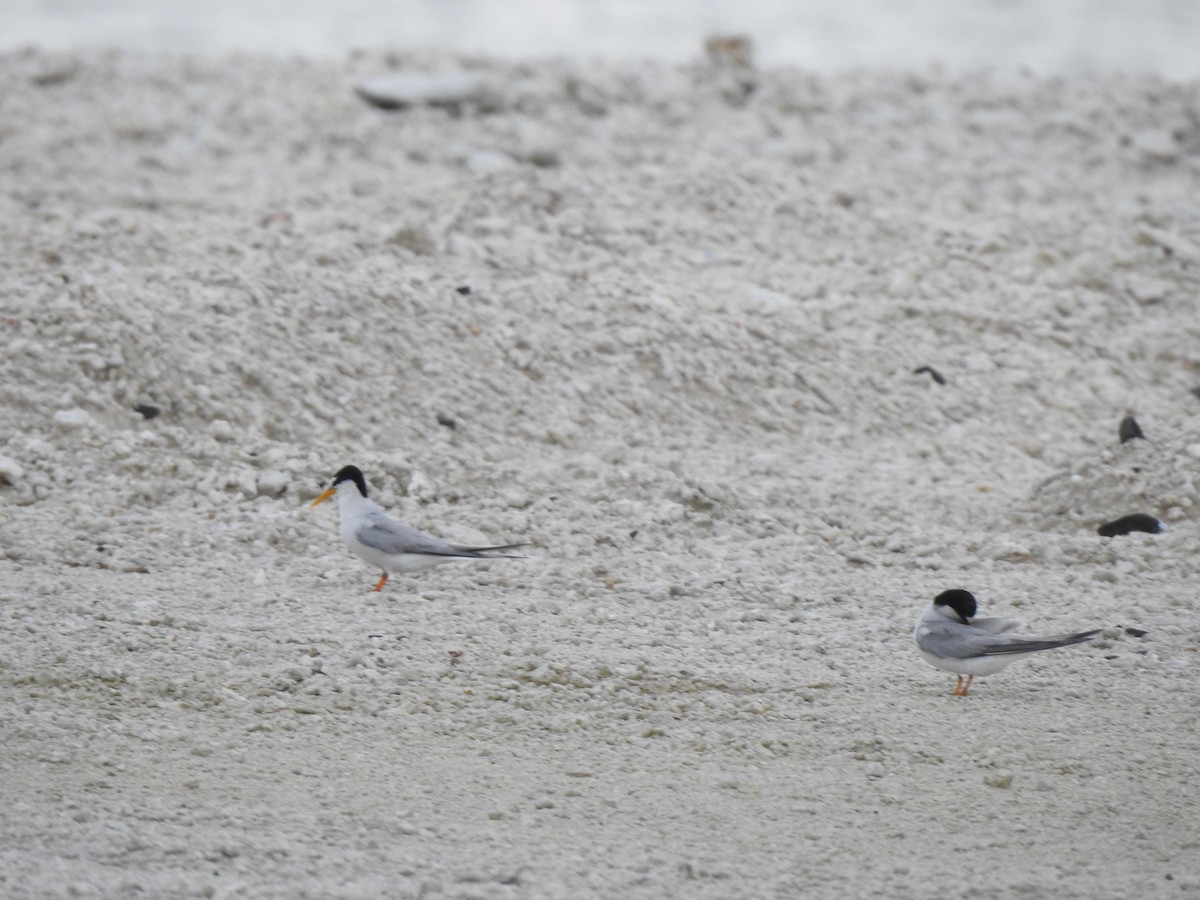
[371,572,389,592]
[952,675,973,697]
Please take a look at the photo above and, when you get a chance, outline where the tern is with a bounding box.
[914,589,1100,696]
[310,465,524,592]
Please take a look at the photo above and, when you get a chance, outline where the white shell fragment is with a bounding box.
[52,408,93,430]
[354,72,500,110]
[0,454,23,485]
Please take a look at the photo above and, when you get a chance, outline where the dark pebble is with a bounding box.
[1118,415,1144,443]
[456,285,472,295]
[1124,627,1149,638]
[912,366,946,385]
[134,404,160,420]
[1097,514,1164,537]
[436,413,457,429]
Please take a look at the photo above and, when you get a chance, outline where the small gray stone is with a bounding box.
[256,471,290,498]
[466,149,518,173]
[208,419,235,442]
[0,454,24,485]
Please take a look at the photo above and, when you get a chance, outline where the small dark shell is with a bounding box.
[1118,416,1144,443]
[1097,514,1164,537]
[913,366,946,385]
[134,404,160,420]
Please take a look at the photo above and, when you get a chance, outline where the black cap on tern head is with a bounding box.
[933,589,977,625]
[331,465,368,497]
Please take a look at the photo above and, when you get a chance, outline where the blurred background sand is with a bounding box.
[6,0,1200,77]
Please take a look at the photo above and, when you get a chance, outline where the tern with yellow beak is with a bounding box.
[310,465,525,592]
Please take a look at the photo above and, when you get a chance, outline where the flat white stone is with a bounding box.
[0,454,24,484]
[355,72,498,109]
[53,408,92,429]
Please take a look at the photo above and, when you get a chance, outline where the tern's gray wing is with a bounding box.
[916,620,1011,660]
[921,620,1101,660]
[971,616,1023,635]
[357,511,525,559]
[975,629,1101,657]
[356,513,465,557]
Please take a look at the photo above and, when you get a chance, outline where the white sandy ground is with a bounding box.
[1,47,1199,898]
